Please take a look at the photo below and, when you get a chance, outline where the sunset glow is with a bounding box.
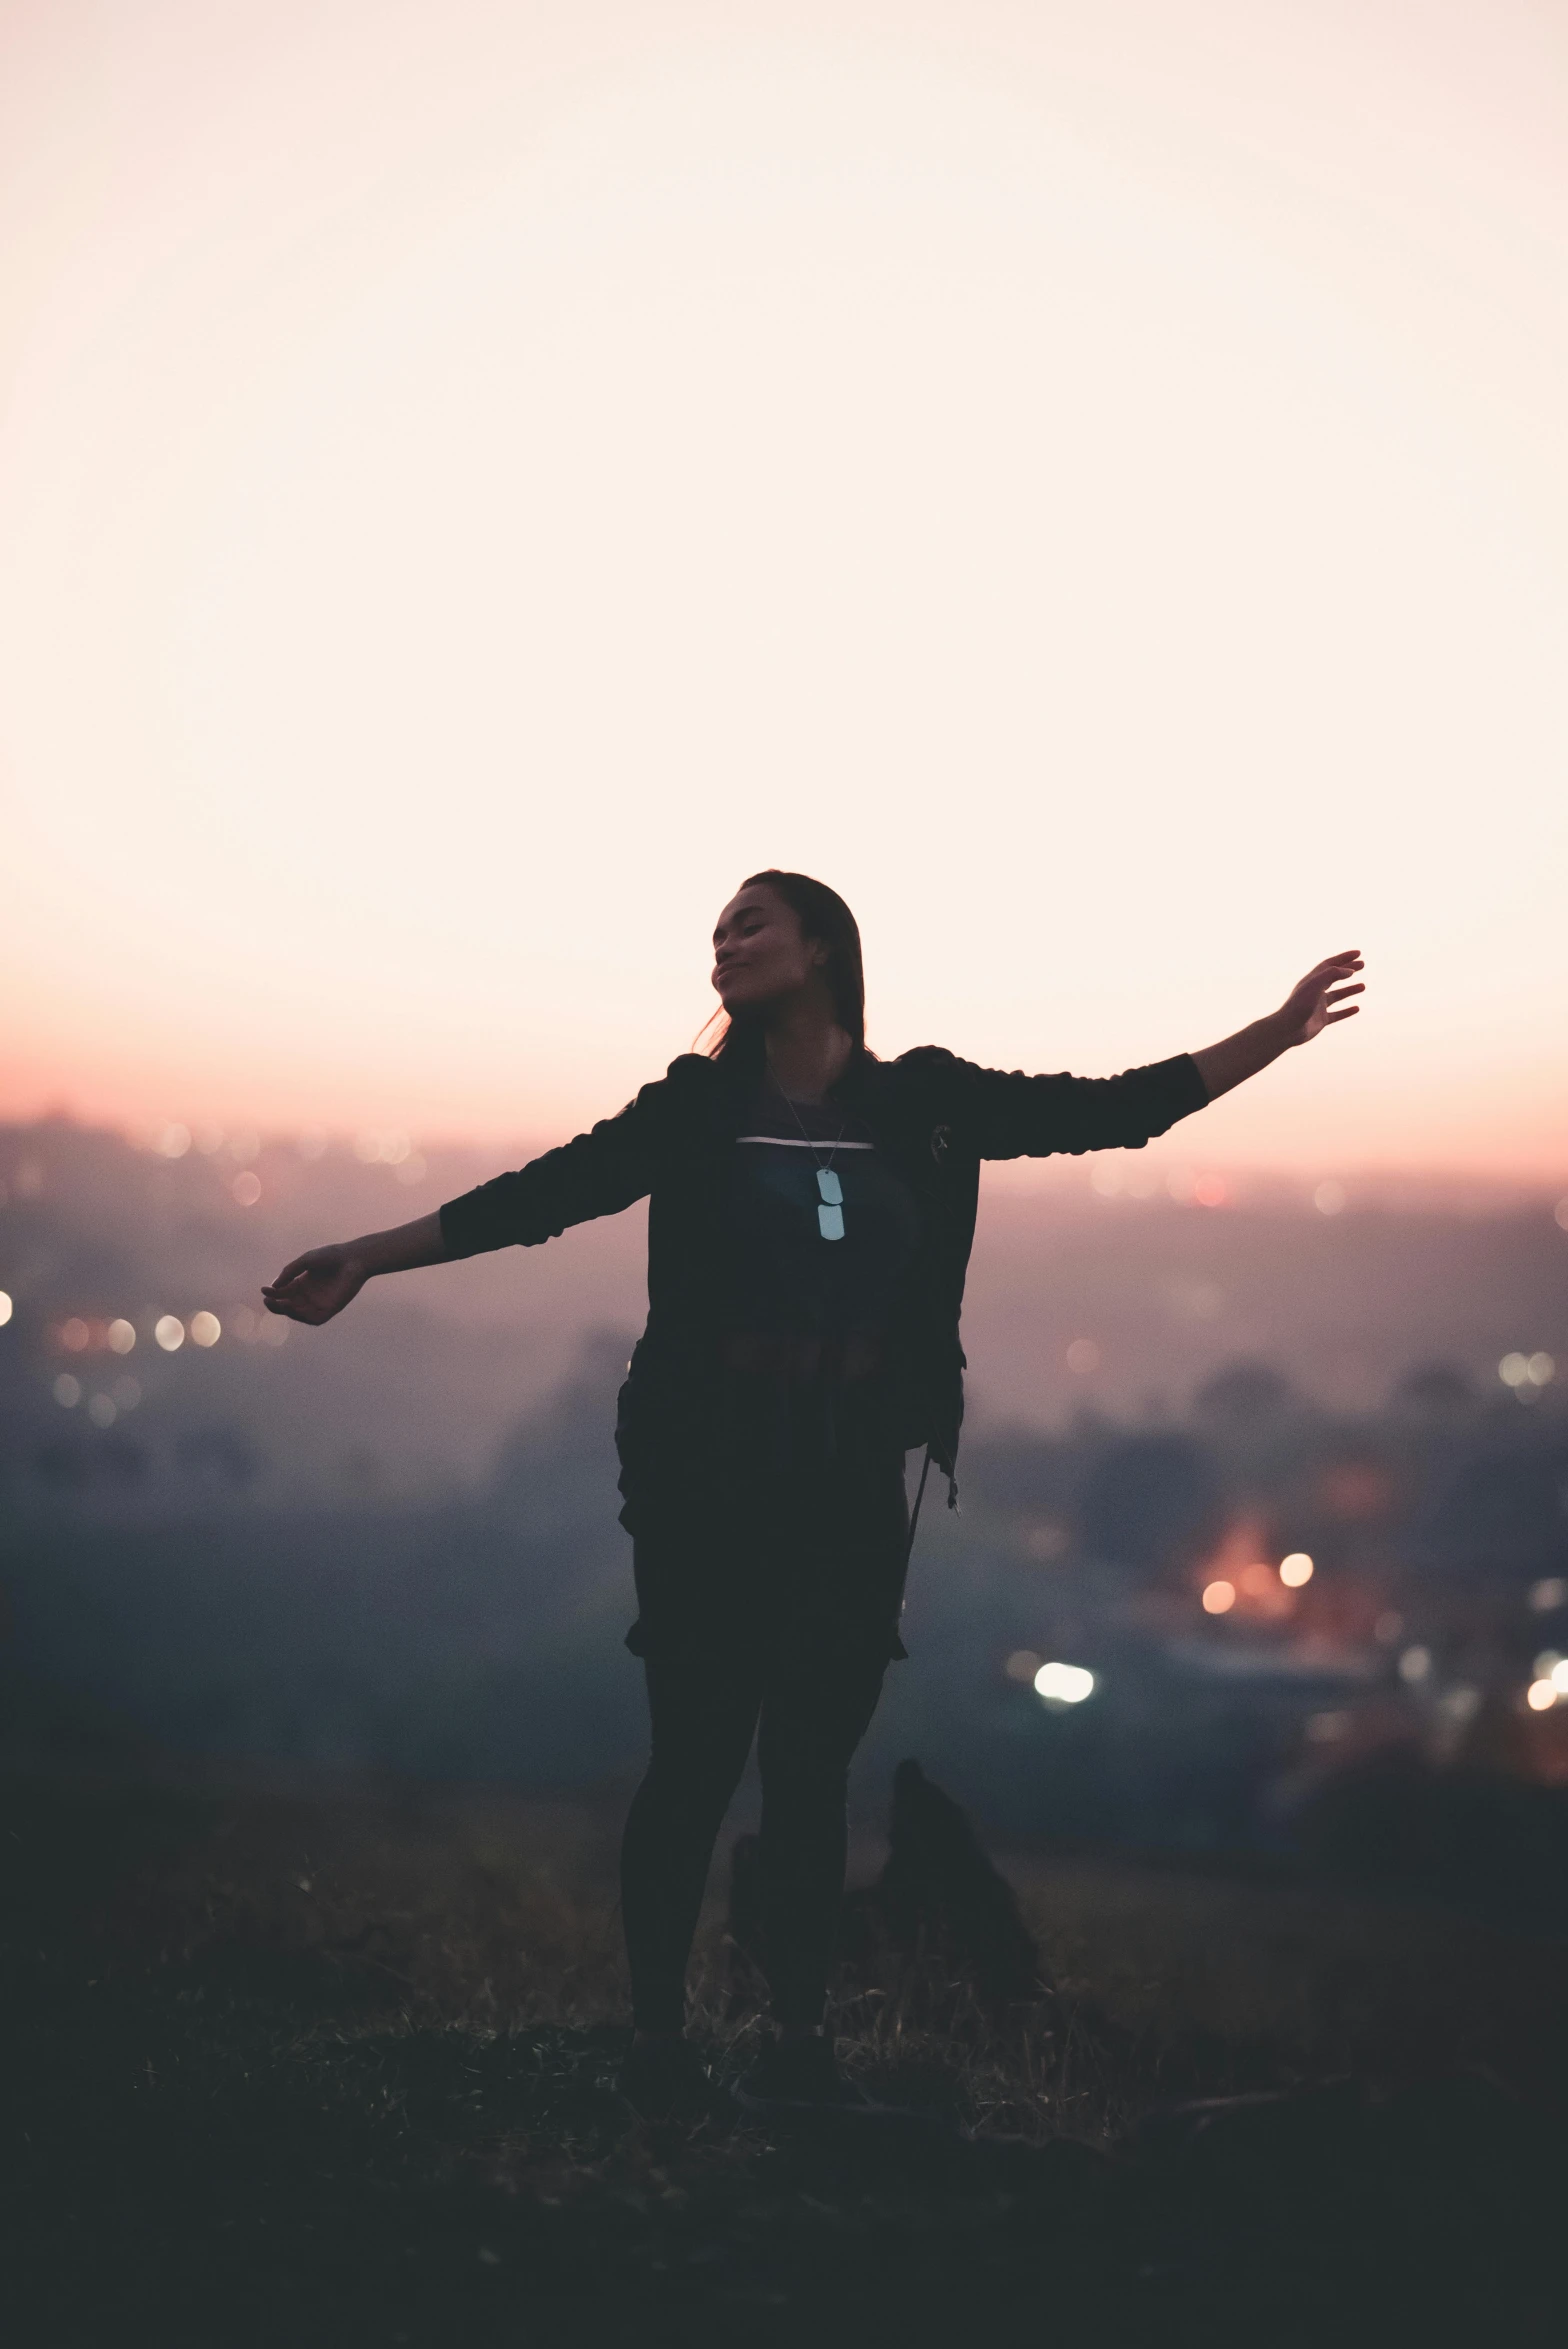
[3,1,1565,1170]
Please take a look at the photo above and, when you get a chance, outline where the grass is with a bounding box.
[4,1764,1565,2346]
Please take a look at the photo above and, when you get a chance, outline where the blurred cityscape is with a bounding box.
[2,1111,1566,1913]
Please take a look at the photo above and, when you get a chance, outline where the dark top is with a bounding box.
[700,1079,923,1494]
[438,1042,1209,1527]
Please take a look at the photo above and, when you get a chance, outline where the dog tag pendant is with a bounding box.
[816,1165,844,1241]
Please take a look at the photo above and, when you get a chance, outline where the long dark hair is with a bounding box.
[702,869,869,1071]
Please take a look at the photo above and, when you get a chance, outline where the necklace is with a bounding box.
[768,1065,848,1241]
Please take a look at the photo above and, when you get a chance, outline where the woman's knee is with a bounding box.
[637,1739,751,1823]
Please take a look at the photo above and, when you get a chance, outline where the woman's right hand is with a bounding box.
[262,1244,368,1327]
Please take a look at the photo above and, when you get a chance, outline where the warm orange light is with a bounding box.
[1193,1175,1228,1208]
[1526,1680,1557,1712]
[1239,1562,1277,1598]
[1279,1553,1314,1588]
[1202,1580,1236,1615]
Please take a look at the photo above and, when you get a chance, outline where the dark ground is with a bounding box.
[4,1763,1564,2347]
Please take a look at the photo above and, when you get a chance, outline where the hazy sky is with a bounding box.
[3,0,1565,1171]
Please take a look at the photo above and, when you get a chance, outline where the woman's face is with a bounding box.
[711,884,826,1016]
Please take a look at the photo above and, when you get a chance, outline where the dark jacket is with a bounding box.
[438,1043,1208,1500]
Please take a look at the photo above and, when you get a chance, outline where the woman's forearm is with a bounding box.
[1190,1014,1291,1104]
[1190,952,1366,1104]
[345,1211,451,1277]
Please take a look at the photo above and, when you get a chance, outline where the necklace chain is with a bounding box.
[767,1063,846,1170]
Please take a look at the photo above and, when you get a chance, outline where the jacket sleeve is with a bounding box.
[437,1076,667,1257]
[941,1050,1209,1161]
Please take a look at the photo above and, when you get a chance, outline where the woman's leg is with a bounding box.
[753,1640,888,2029]
[620,1643,764,2034]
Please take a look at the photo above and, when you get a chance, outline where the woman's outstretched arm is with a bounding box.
[261,1211,449,1327]
[1190,950,1364,1103]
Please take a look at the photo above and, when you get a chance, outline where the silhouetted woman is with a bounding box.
[263,872,1362,2116]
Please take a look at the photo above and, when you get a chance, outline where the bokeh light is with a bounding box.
[0,1291,12,1327]
[107,1318,137,1353]
[231,1172,262,1207]
[1004,1649,1042,1684]
[87,1393,117,1427]
[1065,1339,1100,1374]
[53,1374,81,1407]
[1313,1181,1346,1216]
[1034,1661,1096,1705]
[154,1316,185,1352]
[189,1311,222,1348]
[60,1318,90,1352]
[1279,1552,1314,1587]
[1398,1645,1432,1683]
[1202,1580,1236,1614]
[1525,1679,1557,1712]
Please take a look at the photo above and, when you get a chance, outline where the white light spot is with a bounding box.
[87,1393,117,1427]
[107,1318,136,1353]
[1398,1645,1432,1683]
[189,1311,221,1348]
[154,1316,185,1352]
[1202,1579,1236,1614]
[1279,1552,1314,1588]
[1533,1650,1562,1681]
[1313,1180,1346,1216]
[1526,1352,1554,1386]
[1498,1353,1530,1387]
[1034,1661,1096,1705]
[53,1373,81,1406]
[231,1171,262,1207]
[0,1291,12,1327]
[1526,1679,1557,1712]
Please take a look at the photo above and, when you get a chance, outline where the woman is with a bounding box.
[263,871,1363,2117]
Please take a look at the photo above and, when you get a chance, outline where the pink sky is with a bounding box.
[2,0,1565,1172]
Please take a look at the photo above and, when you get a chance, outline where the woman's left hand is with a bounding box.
[1275,951,1365,1048]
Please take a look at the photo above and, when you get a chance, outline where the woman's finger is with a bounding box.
[1322,1006,1360,1024]
[1323,984,1366,1004]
